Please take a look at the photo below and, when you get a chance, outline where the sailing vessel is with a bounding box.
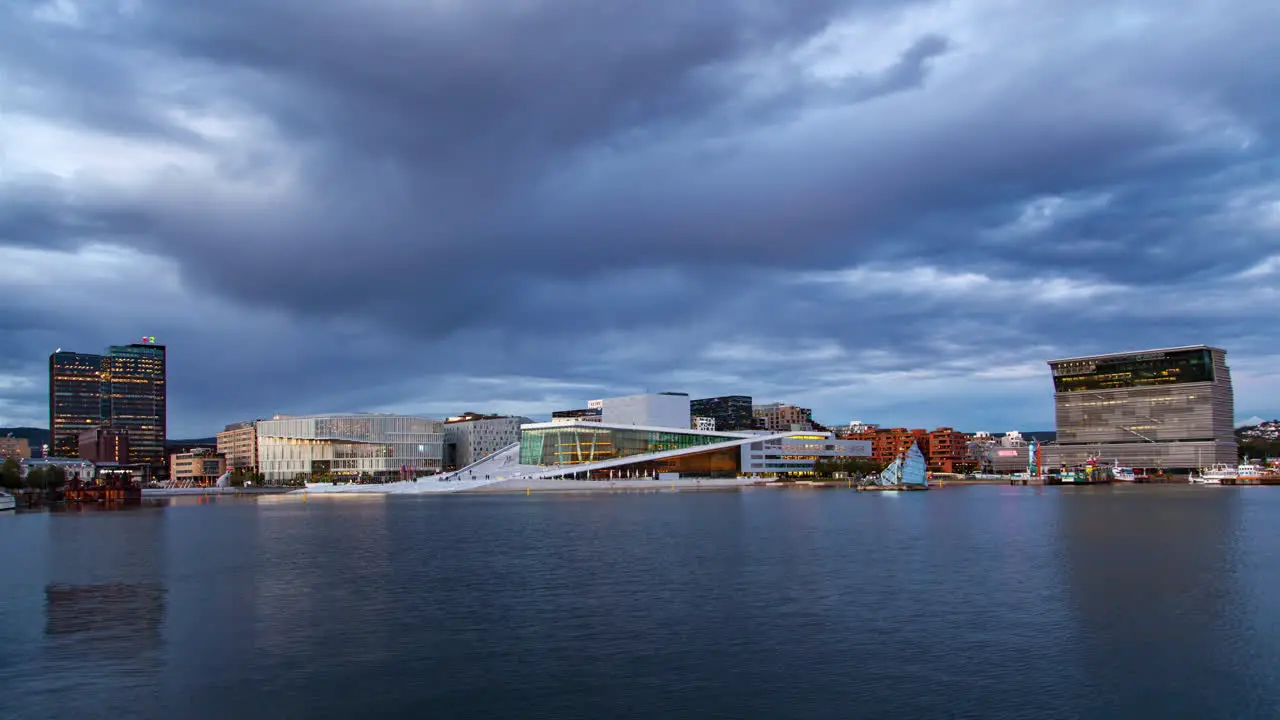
[859,443,928,492]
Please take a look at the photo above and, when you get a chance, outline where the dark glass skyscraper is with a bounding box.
[48,341,167,471]
[690,395,754,432]
[104,343,167,469]
[49,352,106,457]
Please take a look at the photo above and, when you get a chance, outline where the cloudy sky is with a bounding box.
[2,0,1278,437]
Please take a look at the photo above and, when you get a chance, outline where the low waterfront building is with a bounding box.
[216,421,260,471]
[20,457,96,484]
[78,428,130,464]
[170,449,227,486]
[443,413,531,470]
[256,413,444,485]
[740,433,872,475]
[0,435,31,460]
[691,395,754,431]
[1047,345,1236,470]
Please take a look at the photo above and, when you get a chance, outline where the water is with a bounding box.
[3,486,1280,719]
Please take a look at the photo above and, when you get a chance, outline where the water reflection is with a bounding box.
[1055,485,1251,716]
[45,582,167,651]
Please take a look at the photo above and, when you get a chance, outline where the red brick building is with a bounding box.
[843,427,975,473]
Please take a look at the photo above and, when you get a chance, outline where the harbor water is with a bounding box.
[2,485,1279,719]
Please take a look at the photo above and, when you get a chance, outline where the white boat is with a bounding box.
[0,492,15,512]
[1196,463,1236,484]
[1113,466,1137,483]
[1236,463,1268,481]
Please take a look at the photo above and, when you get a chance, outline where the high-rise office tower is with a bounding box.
[104,343,167,469]
[48,340,167,471]
[49,351,106,457]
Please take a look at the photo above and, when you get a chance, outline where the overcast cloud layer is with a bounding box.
[2,0,1278,436]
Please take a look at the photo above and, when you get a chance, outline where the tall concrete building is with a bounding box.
[49,340,167,471]
[1046,345,1235,470]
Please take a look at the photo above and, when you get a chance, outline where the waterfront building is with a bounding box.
[216,421,260,471]
[752,403,815,432]
[20,457,96,484]
[256,414,444,484]
[48,340,167,472]
[443,413,531,470]
[690,395,754,432]
[693,416,717,431]
[927,428,969,473]
[78,428,131,464]
[170,449,227,487]
[0,436,31,460]
[739,433,872,475]
[1046,346,1236,470]
[49,351,105,457]
[514,421,868,478]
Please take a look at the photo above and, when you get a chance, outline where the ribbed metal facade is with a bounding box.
[1046,346,1236,470]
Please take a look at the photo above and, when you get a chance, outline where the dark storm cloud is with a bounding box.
[2,0,1279,433]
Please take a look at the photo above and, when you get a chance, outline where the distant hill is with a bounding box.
[1019,431,1057,442]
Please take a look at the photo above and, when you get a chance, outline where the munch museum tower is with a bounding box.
[1046,346,1236,471]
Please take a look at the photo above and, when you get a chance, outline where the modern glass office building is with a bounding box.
[690,395,754,431]
[103,343,167,470]
[1046,346,1236,470]
[49,351,106,457]
[49,341,167,471]
[256,414,444,484]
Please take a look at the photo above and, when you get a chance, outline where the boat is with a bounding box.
[858,443,928,492]
[0,491,15,512]
[1193,463,1236,484]
[1112,465,1137,483]
[1047,457,1112,485]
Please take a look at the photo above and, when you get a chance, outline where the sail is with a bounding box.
[877,459,902,486]
[901,443,927,487]
[215,471,232,489]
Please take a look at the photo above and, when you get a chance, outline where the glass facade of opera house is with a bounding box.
[518,424,872,479]
[519,425,740,466]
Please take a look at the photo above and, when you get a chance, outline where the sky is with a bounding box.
[2,0,1278,437]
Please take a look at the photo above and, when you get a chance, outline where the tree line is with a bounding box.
[0,458,67,492]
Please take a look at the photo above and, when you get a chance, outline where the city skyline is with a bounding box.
[2,1,1279,436]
